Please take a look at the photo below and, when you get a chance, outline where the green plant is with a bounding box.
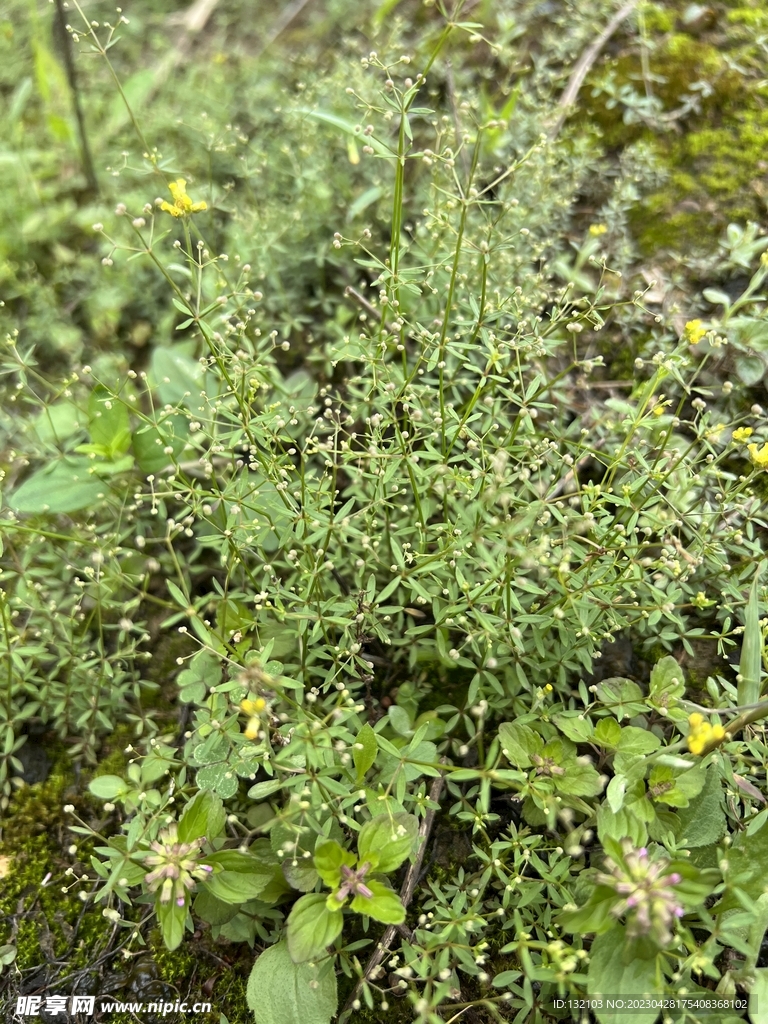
[4,1,768,1023]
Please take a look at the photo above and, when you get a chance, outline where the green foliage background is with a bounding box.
[2,0,768,1022]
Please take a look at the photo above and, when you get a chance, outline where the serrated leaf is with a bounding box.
[554,712,594,743]
[314,840,355,889]
[358,813,418,873]
[246,941,337,1024]
[350,879,405,923]
[498,722,542,768]
[587,927,664,1024]
[286,893,344,963]
[677,767,726,848]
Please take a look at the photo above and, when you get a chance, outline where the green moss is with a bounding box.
[89,723,132,780]
[581,1,768,252]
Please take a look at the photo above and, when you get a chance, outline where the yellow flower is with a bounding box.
[160,178,208,218]
[683,320,707,345]
[240,697,267,741]
[748,443,768,467]
[652,396,670,416]
[589,224,608,236]
[705,423,726,442]
[732,427,754,442]
[686,713,726,755]
[241,697,267,716]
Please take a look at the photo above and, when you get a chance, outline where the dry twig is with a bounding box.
[339,771,446,1020]
[549,1,639,140]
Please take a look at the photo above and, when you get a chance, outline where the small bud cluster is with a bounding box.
[595,841,684,945]
[144,824,212,906]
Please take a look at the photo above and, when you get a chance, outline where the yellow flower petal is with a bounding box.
[160,178,207,217]
[748,443,768,467]
[683,320,707,345]
[241,697,266,715]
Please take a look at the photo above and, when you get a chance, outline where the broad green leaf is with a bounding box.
[133,414,188,473]
[596,804,648,847]
[735,354,766,386]
[677,766,726,849]
[150,347,205,406]
[193,889,240,926]
[178,790,224,844]
[88,775,128,800]
[554,712,594,743]
[614,727,662,775]
[594,678,646,720]
[648,765,706,808]
[594,718,622,748]
[558,886,619,936]
[195,762,239,799]
[282,860,319,893]
[498,722,543,768]
[606,775,627,814]
[286,893,344,963]
[33,402,85,444]
[731,316,768,353]
[716,824,768,913]
[246,940,337,1024]
[351,879,405,924]
[89,386,131,456]
[587,927,664,1024]
[749,968,768,1024]
[739,570,763,707]
[202,851,273,903]
[157,897,187,951]
[358,813,418,873]
[648,656,686,706]
[9,458,109,514]
[314,840,355,889]
[387,704,412,736]
[353,723,378,781]
[555,762,603,797]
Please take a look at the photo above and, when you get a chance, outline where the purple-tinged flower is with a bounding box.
[595,839,685,946]
[144,825,212,906]
[336,861,374,901]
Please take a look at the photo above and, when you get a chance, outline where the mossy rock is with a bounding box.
[578,0,768,252]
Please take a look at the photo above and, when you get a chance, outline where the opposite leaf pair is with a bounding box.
[285,812,419,964]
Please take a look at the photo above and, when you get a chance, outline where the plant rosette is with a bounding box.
[285,812,418,964]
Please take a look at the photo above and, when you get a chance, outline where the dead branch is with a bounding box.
[339,771,446,1020]
[549,1,639,140]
